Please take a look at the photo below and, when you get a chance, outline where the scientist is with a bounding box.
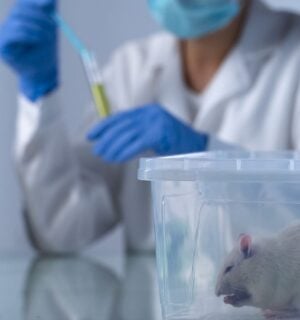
[0,0,300,253]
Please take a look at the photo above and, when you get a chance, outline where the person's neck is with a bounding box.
[181,7,249,93]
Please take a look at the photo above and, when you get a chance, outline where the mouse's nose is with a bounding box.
[215,281,228,297]
[215,284,223,297]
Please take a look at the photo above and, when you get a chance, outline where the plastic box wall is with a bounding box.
[139,152,300,320]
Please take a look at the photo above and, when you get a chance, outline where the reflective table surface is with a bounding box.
[0,254,162,320]
[1,254,298,320]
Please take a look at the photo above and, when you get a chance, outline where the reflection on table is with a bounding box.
[24,255,162,320]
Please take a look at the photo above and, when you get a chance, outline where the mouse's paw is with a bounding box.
[263,310,277,319]
[263,308,300,319]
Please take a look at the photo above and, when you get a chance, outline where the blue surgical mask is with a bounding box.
[148,0,241,39]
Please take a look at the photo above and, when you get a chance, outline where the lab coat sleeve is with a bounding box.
[15,93,122,253]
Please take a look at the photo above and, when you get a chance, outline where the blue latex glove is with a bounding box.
[87,104,208,163]
[0,0,58,101]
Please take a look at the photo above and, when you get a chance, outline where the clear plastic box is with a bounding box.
[138,151,300,320]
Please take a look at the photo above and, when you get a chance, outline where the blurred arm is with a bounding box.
[15,93,122,253]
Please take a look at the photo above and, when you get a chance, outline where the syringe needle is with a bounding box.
[53,13,87,56]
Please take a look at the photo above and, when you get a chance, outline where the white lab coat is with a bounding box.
[15,0,300,253]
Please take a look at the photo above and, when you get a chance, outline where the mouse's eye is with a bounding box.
[224,265,234,274]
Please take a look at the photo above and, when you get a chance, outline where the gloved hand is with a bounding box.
[87,104,209,163]
[0,0,58,102]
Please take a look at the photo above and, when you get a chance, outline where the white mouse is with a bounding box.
[215,223,300,313]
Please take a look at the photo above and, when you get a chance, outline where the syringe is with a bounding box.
[53,14,111,118]
[81,51,110,118]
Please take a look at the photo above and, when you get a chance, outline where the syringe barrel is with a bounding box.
[81,53,111,118]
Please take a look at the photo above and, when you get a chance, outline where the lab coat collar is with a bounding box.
[148,0,293,122]
[238,0,292,59]
[200,0,292,110]
[261,0,300,14]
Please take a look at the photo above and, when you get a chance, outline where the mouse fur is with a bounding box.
[215,223,300,312]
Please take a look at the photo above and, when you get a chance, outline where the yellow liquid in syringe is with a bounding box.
[91,84,110,118]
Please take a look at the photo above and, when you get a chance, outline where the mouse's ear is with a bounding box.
[239,234,252,259]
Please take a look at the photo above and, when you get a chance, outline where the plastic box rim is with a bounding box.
[138,151,300,182]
